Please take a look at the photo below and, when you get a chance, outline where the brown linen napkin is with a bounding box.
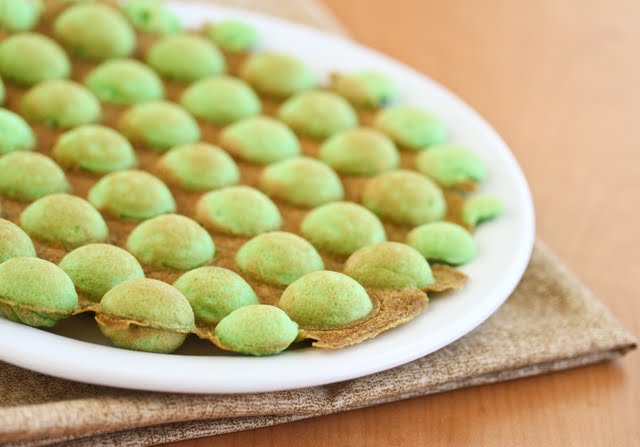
[0,1,636,446]
[1,241,635,447]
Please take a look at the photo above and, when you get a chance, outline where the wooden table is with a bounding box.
[167,0,639,445]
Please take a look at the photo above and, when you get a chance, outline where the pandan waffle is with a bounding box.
[0,0,503,356]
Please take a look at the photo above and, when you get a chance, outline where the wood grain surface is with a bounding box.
[165,0,639,445]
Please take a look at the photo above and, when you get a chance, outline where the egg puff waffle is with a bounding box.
[0,0,469,354]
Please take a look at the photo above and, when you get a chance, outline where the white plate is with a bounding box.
[0,2,535,394]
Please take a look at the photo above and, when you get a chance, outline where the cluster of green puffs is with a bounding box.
[0,0,503,355]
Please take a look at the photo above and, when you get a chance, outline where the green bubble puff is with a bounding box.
[416,145,487,187]
[240,52,315,98]
[462,195,504,227]
[54,3,136,61]
[156,142,239,191]
[20,194,109,249]
[331,71,398,109]
[0,0,44,33]
[362,170,446,226]
[0,33,70,86]
[0,152,68,201]
[0,218,36,264]
[121,0,181,36]
[52,125,136,173]
[236,231,324,287]
[126,214,215,270]
[279,270,373,328]
[219,116,300,165]
[98,278,194,353]
[0,257,78,327]
[0,108,36,155]
[180,75,261,125]
[318,127,399,176]
[174,266,259,325]
[259,156,344,208]
[85,58,165,105]
[59,243,145,302]
[374,106,446,150]
[407,221,477,265]
[278,90,358,140]
[301,201,386,257]
[21,80,101,129]
[195,186,282,237]
[146,34,225,82]
[118,101,200,152]
[88,170,176,221]
[215,304,298,356]
[206,20,258,52]
[344,241,434,289]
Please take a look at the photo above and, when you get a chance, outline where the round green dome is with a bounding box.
[155,142,239,191]
[462,195,504,227]
[0,0,44,33]
[121,0,181,36]
[240,52,315,98]
[407,222,477,265]
[259,156,344,208]
[54,3,136,61]
[98,278,194,353]
[318,127,399,176]
[331,71,398,109]
[214,304,298,356]
[21,80,101,128]
[0,152,69,201]
[0,256,78,327]
[52,125,136,173]
[173,266,259,325]
[300,201,386,257]
[20,194,109,249]
[100,278,194,331]
[195,186,282,237]
[0,218,36,264]
[219,116,300,165]
[344,241,434,289]
[118,101,200,152]
[88,170,175,221]
[180,75,261,125]
[362,170,446,226]
[278,90,358,140]
[59,243,145,302]
[146,34,225,82]
[374,106,447,150]
[236,231,324,287]
[279,270,373,328]
[126,214,215,270]
[0,108,36,155]
[206,20,258,53]
[416,145,487,187]
[0,33,70,86]
[85,58,165,105]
